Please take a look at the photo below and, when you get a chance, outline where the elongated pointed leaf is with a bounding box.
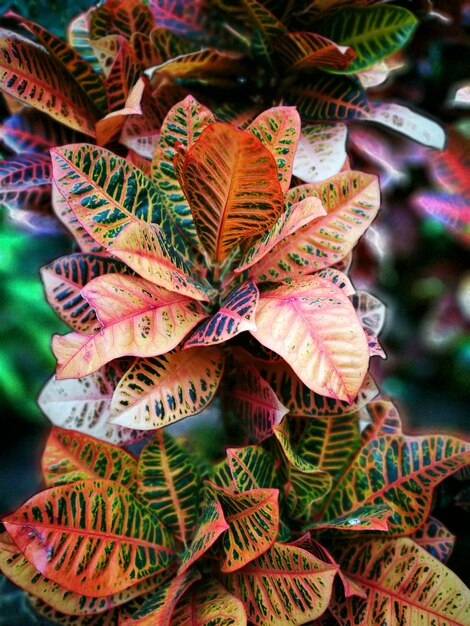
[110,347,224,430]
[184,280,259,348]
[42,427,137,489]
[317,6,418,73]
[330,538,470,625]
[275,32,356,72]
[109,221,217,301]
[222,542,337,624]
[178,496,229,574]
[51,144,162,248]
[286,73,369,122]
[247,106,300,194]
[410,516,455,564]
[0,37,98,135]
[40,253,128,333]
[67,10,101,73]
[181,122,284,263]
[227,445,278,492]
[251,274,369,401]
[170,579,247,626]
[212,0,285,38]
[247,171,380,281]
[3,480,175,596]
[214,486,280,572]
[310,503,391,532]
[105,39,142,113]
[322,434,470,535]
[38,363,147,446]
[121,569,200,625]
[0,531,170,617]
[0,153,52,190]
[151,95,215,249]
[293,124,347,183]
[53,276,207,379]
[137,430,201,545]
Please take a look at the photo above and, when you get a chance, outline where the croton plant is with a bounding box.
[0,0,469,625]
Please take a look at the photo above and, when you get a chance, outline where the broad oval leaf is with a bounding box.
[110,347,224,430]
[53,276,207,379]
[293,124,347,183]
[275,32,356,73]
[251,274,370,402]
[3,479,175,596]
[247,171,380,282]
[221,542,337,625]
[137,430,201,545]
[317,6,418,74]
[51,144,162,248]
[247,106,300,194]
[330,538,470,625]
[410,516,455,564]
[184,280,259,348]
[0,37,98,135]
[42,427,137,489]
[181,122,284,264]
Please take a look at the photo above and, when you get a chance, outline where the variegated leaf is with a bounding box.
[110,347,224,430]
[412,191,470,247]
[226,445,278,492]
[410,516,455,564]
[104,38,142,113]
[137,430,201,545]
[154,48,247,86]
[170,579,247,625]
[310,503,391,532]
[212,485,280,572]
[0,37,98,135]
[211,0,285,39]
[148,0,208,38]
[37,361,147,446]
[275,32,356,72]
[247,106,300,194]
[251,275,369,402]
[151,95,215,249]
[40,253,128,334]
[53,275,207,379]
[184,280,259,348]
[293,124,348,183]
[221,542,338,624]
[95,77,145,145]
[181,122,284,264]
[330,538,470,625]
[248,171,380,281]
[30,598,120,625]
[51,144,162,248]
[3,480,175,596]
[67,10,101,74]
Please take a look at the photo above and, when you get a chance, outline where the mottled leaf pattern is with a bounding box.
[110,347,224,430]
[3,480,175,596]
[410,516,455,564]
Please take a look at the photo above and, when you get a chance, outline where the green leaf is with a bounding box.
[67,11,101,74]
[3,480,175,597]
[41,427,138,489]
[317,6,418,74]
[170,579,247,625]
[310,503,391,532]
[227,445,278,492]
[137,430,201,545]
[211,0,286,39]
[110,347,224,430]
[222,542,337,624]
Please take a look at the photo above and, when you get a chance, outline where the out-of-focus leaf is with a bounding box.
[410,516,455,564]
[275,32,356,72]
[293,123,347,183]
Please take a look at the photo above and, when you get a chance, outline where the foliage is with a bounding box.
[0,1,469,625]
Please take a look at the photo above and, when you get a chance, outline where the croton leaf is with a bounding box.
[429,126,469,193]
[0,37,98,135]
[226,445,278,492]
[51,144,162,247]
[37,360,147,446]
[151,95,215,249]
[359,400,402,441]
[137,430,201,545]
[120,568,201,625]
[275,32,356,72]
[310,503,391,532]
[67,10,101,73]
[321,434,470,535]
[101,0,154,39]
[212,0,286,39]
[0,153,52,218]
[3,479,175,596]
[247,106,300,194]
[251,274,369,401]
[110,347,224,430]
[293,123,347,183]
[222,542,337,624]
[184,280,259,348]
[410,516,455,564]
[171,579,247,626]
[213,485,280,572]
[95,76,145,145]
[32,598,120,624]
[52,275,207,379]
[247,170,380,281]
[154,48,247,86]
[0,531,170,617]
[286,73,369,122]
[180,122,284,264]
[412,192,470,247]
[41,427,137,489]
[104,38,142,113]
[40,253,128,334]
[317,5,418,74]
[330,538,470,625]
[148,0,208,37]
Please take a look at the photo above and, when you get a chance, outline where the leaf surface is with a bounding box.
[410,516,455,564]
[275,32,356,72]
[293,124,347,183]
[171,579,247,626]
[227,445,278,492]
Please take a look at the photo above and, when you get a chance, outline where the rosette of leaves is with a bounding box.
[36,97,383,442]
[1,398,469,624]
